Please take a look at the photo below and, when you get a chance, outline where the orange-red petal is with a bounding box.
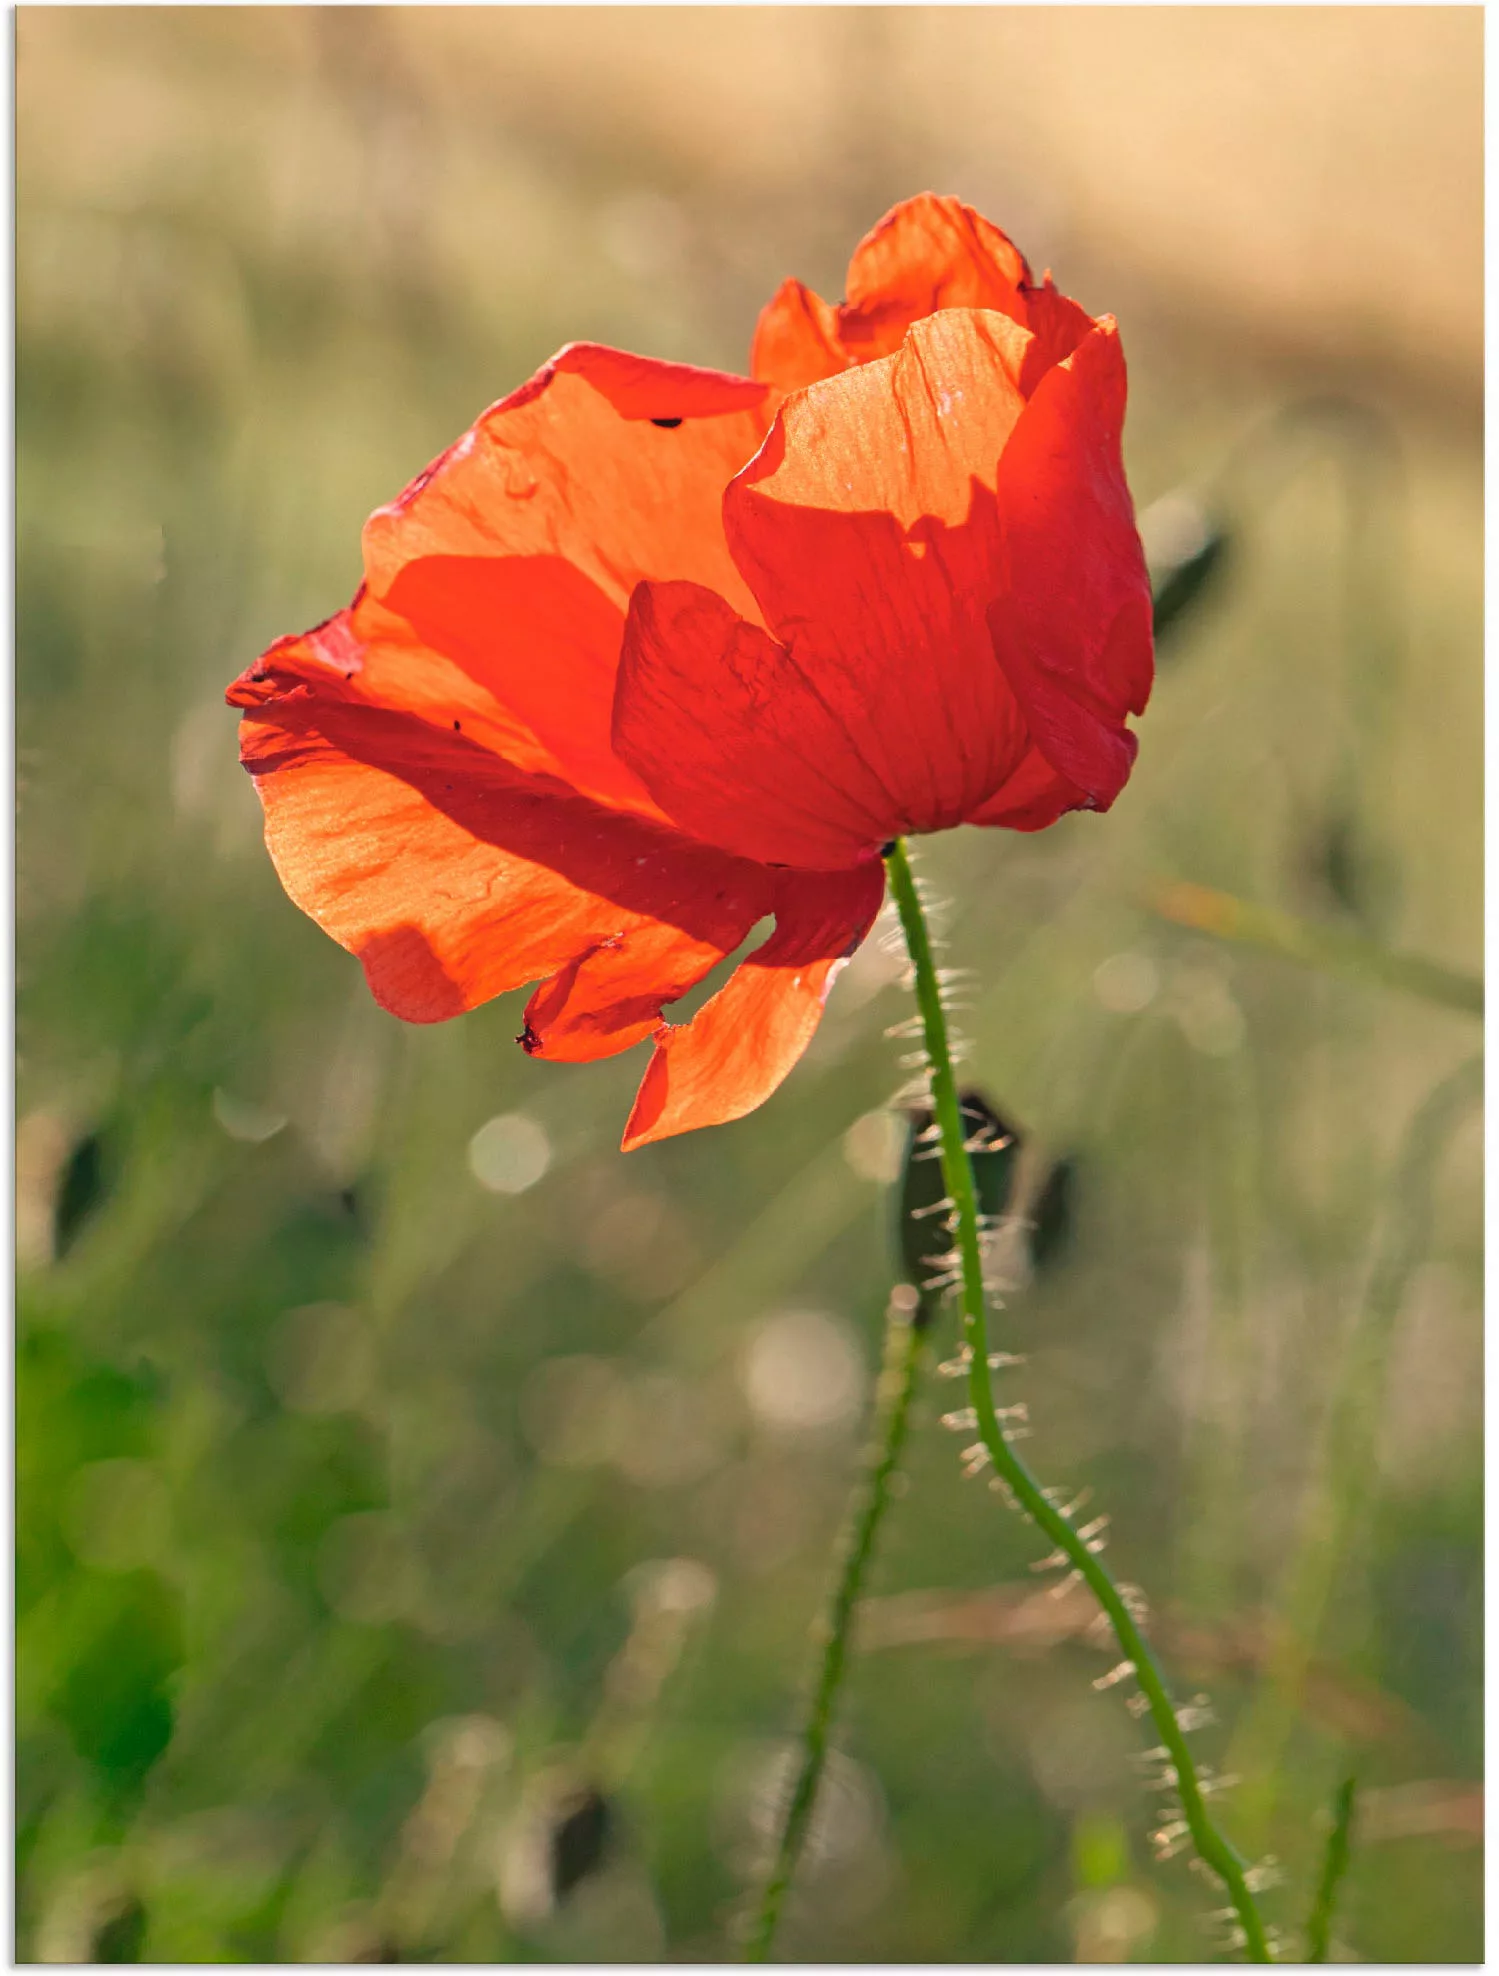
[748,195,1097,400]
[985,319,1153,808]
[520,906,768,1065]
[616,310,1038,865]
[749,277,848,393]
[232,672,772,1034]
[621,863,886,1150]
[613,580,900,868]
[356,343,772,813]
[964,743,1092,833]
[837,193,1033,362]
[229,590,575,792]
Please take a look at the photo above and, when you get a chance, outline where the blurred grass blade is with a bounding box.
[747,1287,927,1960]
[1224,1053,1480,1840]
[1147,880,1481,1016]
[1305,1776,1357,1962]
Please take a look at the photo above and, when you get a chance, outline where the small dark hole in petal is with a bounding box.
[452,719,461,731]
[651,416,684,429]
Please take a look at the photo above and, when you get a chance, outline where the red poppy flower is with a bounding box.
[227,194,1152,1150]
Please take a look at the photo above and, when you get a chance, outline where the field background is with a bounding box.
[17,7,1482,1963]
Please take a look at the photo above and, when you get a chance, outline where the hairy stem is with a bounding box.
[885,838,1272,1962]
[746,1288,926,1961]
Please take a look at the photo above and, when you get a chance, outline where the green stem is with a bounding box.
[1304,1777,1356,1962]
[884,838,1272,1963]
[746,1287,926,1961]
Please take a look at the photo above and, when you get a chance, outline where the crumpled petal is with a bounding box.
[749,278,846,395]
[985,319,1153,809]
[837,192,1032,360]
[357,342,772,813]
[231,671,772,1036]
[622,862,887,1150]
[519,906,768,1064]
[614,310,1039,866]
[748,193,1089,394]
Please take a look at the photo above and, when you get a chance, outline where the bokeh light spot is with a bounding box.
[468,1111,551,1193]
[740,1309,864,1434]
[1093,951,1161,1014]
[212,1087,287,1143]
[842,1107,904,1183]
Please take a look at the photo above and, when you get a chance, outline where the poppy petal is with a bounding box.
[229,591,576,792]
[837,193,1033,361]
[1018,276,1097,386]
[520,905,769,1064]
[986,318,1153,809]
[621,863,886,1150]
[750,277,847,392]
[356,343,772,810]
[233,681,771,1030]
[749,196,1094,398]
[617,311,1045,864]
[965,743,1093,833]
[613,579,900,868]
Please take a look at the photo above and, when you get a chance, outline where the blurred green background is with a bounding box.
[17,7,1482,1962]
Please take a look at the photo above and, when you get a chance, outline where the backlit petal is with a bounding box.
[964,743,1092,833]
[621,863,886,1150]
[520,907,768,1064]
[837,193,1033,361]
[229,591,573,792]
[617,312,1043,864]
[357,343,771,811]
[749,197,1094,399]
[750,277,848,392]
[986,319,1153,808]
[613,580,899,868]
[233,682,770,1031]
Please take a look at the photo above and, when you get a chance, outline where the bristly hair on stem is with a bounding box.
[881,837,1274,1963]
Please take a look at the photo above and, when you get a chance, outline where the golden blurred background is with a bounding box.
[18,7,1481,1964]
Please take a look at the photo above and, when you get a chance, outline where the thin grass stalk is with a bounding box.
[1147,880,1481,1017]
[884,837,1273,1962]
[1304,1777,1357,1962]
[1228,1052,1482,1839]
[745,1287,926,1961]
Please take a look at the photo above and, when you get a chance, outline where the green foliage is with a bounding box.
[1304,1776,1356,1962]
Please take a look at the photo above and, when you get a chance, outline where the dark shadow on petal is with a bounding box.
[358,923,468,1021]
[245,693,778,943]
